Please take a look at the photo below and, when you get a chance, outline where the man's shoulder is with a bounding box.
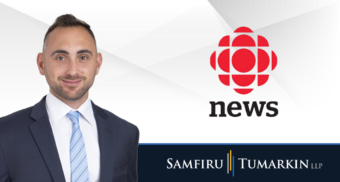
[96,105,139,134]
[0,106,34,135]
[0,106,34,125]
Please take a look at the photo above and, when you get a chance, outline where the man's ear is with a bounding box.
[95,53,103,75]
[37,53,45,75]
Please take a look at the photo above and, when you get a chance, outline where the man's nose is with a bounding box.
[66,59,78,77]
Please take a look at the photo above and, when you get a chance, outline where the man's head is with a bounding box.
[37,14,102,105]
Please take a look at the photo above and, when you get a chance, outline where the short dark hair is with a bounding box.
[43,14,96,51]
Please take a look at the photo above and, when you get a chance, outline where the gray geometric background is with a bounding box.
[0,0,339,143]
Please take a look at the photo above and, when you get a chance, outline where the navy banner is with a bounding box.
[138,144,340,182]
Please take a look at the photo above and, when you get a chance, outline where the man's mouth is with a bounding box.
[61,79,82,87]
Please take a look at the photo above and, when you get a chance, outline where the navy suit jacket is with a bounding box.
[0,96,139,182]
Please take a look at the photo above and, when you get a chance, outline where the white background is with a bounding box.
[0,0,339,143]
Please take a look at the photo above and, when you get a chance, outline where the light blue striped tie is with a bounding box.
[67,111,89,182]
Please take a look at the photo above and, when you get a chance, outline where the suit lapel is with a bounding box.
[91,101,116,182]
[28,96,116,182]
[29,96,66,182]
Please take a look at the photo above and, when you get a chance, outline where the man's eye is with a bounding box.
[80,56,88,60]
[57,56,65,61]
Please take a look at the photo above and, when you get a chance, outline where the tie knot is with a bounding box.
[67,111,80,125]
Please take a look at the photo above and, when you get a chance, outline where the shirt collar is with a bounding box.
[45,90,95,127]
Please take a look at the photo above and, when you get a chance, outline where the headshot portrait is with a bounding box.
[0,14,139,182]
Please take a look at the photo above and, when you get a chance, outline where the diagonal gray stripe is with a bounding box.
[72,155,86,173]
[70,133,82,151]
[75,166,88,182]
[71,144,85,163]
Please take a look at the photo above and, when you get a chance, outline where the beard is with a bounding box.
[45,70,95,101]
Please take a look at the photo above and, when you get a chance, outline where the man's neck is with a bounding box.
[49,89,88,109]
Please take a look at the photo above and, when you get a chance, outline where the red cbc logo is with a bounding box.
[210,27,277,95]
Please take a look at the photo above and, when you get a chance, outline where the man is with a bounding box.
[0,14,139,182]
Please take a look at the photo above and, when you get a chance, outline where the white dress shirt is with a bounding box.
[45,91,100,182]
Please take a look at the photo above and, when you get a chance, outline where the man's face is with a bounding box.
[38,26,102,101]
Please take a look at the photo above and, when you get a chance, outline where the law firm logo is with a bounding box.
[210,27,277,95]
[166,149,322,178]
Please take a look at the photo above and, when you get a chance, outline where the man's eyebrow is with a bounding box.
[51,50,69,57]
[50,49,93,57]
[77,49,92,56]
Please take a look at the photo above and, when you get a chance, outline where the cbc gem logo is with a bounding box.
[210,27,277,95]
